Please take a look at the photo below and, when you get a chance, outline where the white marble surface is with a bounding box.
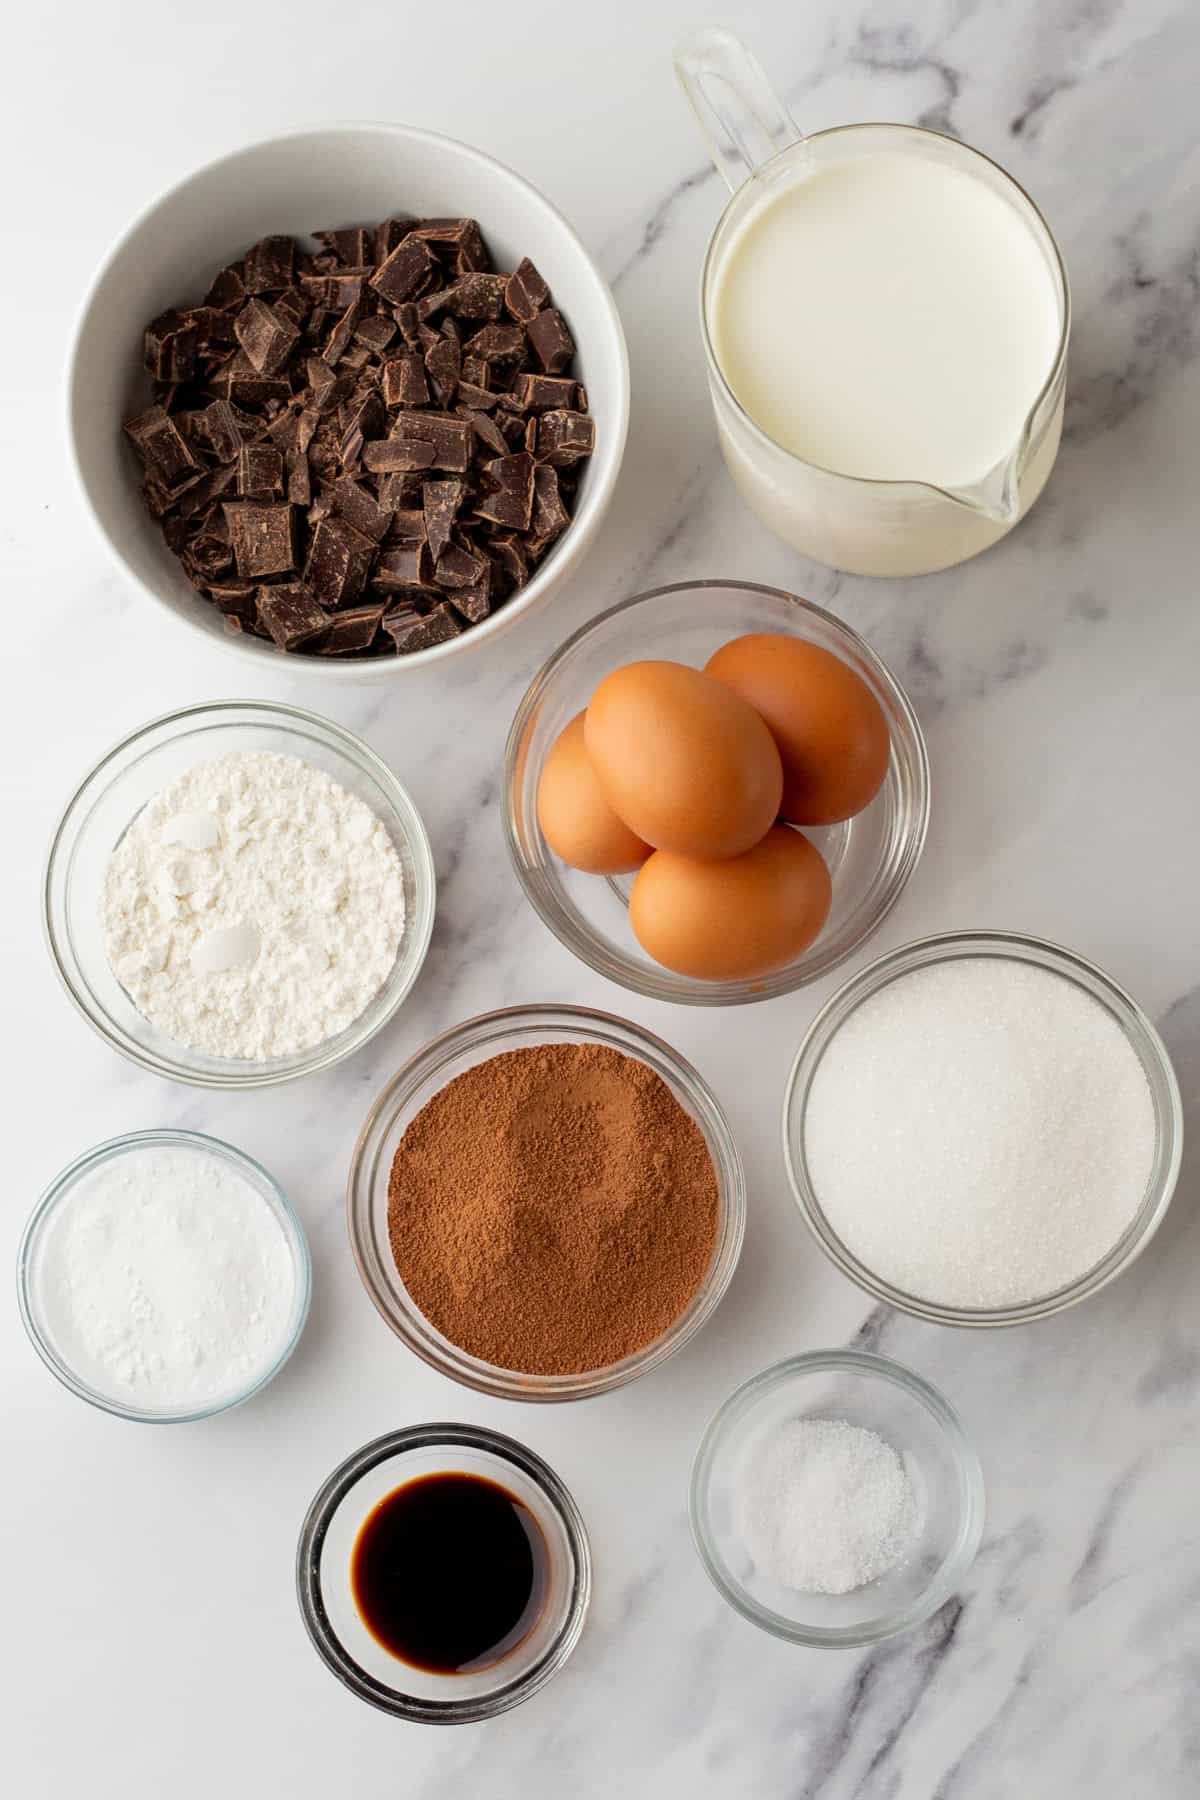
[5,0,1200,1792]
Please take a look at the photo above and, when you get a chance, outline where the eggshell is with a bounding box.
[537,712,652,874]
[705,634,890,826]
[630,825,832,981]
[585,660,783,859]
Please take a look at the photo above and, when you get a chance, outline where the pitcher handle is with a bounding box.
[674,27,804,192]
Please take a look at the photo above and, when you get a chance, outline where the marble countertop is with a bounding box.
[6,0,1199,1793]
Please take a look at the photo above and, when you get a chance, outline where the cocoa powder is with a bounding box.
[386,1042,720,1374]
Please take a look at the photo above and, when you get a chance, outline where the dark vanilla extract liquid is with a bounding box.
[351,1471,548,1674]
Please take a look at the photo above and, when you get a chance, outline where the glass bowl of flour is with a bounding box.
[18,1129,311,1422]
[43,700,436,1087]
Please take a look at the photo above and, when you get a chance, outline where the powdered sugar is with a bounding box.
[36,1142,299,1413]
[102,750,406,1060]
[735,1417,917,1595]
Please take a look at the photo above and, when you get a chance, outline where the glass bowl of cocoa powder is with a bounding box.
[347,1004,746,1400]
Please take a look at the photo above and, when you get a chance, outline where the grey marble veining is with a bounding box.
[5,1,1200,1795]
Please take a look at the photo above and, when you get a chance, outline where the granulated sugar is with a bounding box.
[736,1417,916,1595]
[803,956,1157,1309]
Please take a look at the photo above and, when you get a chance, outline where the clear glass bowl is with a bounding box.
[17,1128,311,1423]
[503,579,929,1004]
[690,1350,984,1648]
[783,931,1184,1326]
[43,700,436,1088]
[347,1004,745,1400]
[296,1423,591,1722]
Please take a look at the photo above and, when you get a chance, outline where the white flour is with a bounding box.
[37,1142,298,1412]
[103,750,406,1060]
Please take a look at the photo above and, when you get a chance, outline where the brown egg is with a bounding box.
[630,825,832,981]
[537,712,652,874]
[705,634,890,826]
[585,660,783,859]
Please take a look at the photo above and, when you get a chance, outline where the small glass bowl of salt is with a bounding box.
[690,1350,984,1648]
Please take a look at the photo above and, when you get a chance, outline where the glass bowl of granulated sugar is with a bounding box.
[784,930,1183,1326]
[348,1004,746,1401]
[43,700,435,1089]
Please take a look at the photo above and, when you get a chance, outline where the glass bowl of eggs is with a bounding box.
[503,580,929,1004]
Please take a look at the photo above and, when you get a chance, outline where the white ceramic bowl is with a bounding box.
[68,122,630,677]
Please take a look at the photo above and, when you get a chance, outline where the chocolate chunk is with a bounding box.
[475,451,534,529]
[234,298,300,376]
[341,343,372,373]
[527,308,575,374]
[124,405,201,492]
[320,603,385,653]
[504,257,551,324]
[371,237,436,304]
[364,438,435,472]
[243,236,296,294]
[208,578,257,620]
[389,411,472,472]
[372,544,431,590]
[355,314,397,355]
[176,462,239,519]
[434,542,487,588]
[489,530,528,589]
[449,567,492,624]
[510,372,578,412]
[144,309,198,382]
[535,408,596,467]
[223,502,298,577]
[324,299,363,366]
[394,302,421,346]
[237,443,284,498]
[256,581,329,649]
[385,601,462,653]
[375,219,410,263]
[303,514,377,607]
[205,264,245,310]
[286,449,312,506]
[376,470,425,510]
[208,351,291,409]
[273,287,309,327]
[422,479,463,560]
[530,462,571,544]
[417,272,506,321]
[464,323,525,364]
[389,508,428,544]
[424,334,460,405]
[461,354,489,388]
[382,352,430,407]
[331,475,392,541]
[462,408,509,457]
[197,398,243,461]
[456,379,497,410]
[316,226,371,265]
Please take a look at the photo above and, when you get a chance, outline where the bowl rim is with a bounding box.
[65,117,631,679]
[16,1127,312,1424]
[782,929,1185,1326]
[295,1421,592,1723]
[346,1001,746,1400]
[689,1347,986,1648]
[41,697,437,1089]
[502,577,931,1003]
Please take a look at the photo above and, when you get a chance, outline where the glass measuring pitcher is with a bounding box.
[676,30,1070,578]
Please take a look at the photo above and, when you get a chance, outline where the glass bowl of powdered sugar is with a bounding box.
[690,1350,984,1648]
[43,700,435,1088]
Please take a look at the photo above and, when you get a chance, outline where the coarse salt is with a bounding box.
[736,1417,917,1595]
[803,957,1157,1309]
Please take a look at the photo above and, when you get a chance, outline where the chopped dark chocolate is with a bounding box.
[237,443,284,498]
[124,213,592,655]
[535,409,596,467]
[224,502,298,577]
[243,236,296,294]
[256,581,330,650]
[320,603,385,653]
[234,298,300,376]
[303,515,376,608]
[385,601,462,653]
[422,479,463,561]
[370,237,436,305]
[527,308,575,374]
[504,257,551,324]
[382,352,430,407]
